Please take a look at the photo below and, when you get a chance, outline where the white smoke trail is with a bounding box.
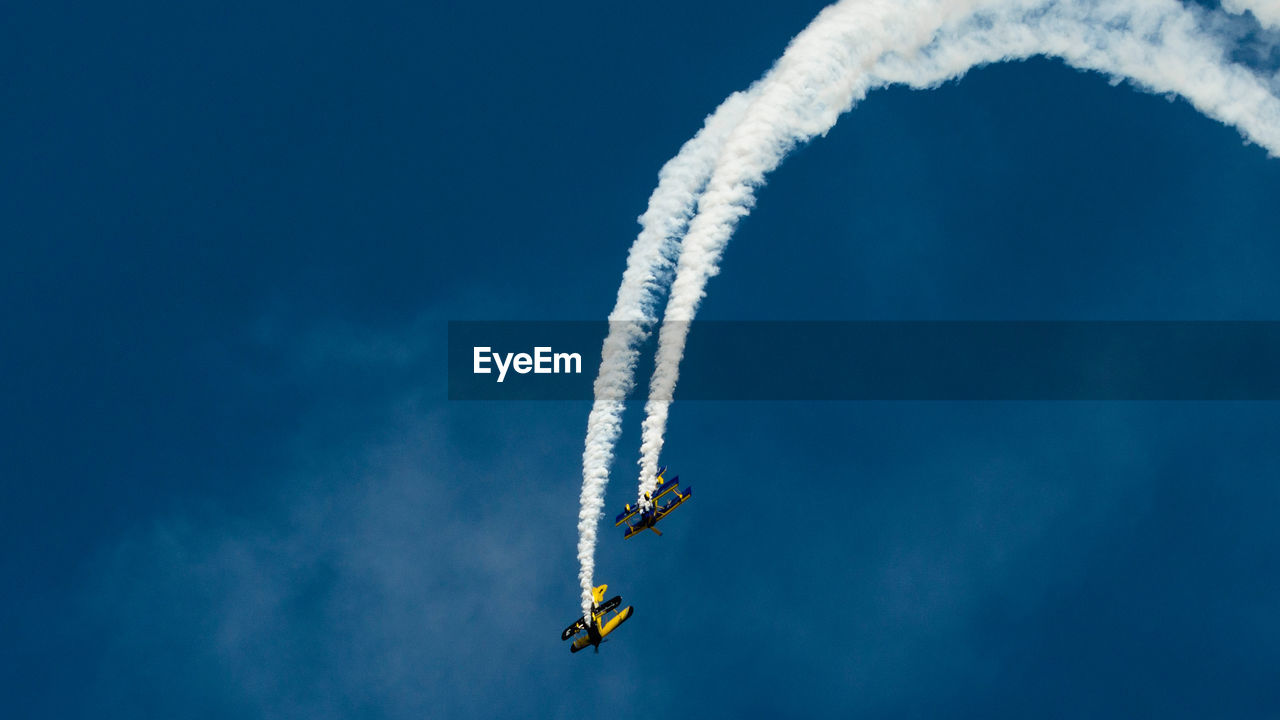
[575,90,758,620]
[634,0,987,502]
[1224,0,1280,29]
[633,0,1280,501]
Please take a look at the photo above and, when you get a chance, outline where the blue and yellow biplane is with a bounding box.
[561,583,633,654]
[613,467,692,539]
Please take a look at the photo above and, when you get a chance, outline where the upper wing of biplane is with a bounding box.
[614,504,639,527]
[561,617,587,641]
[647,474,680,504]
[651,484,691,522]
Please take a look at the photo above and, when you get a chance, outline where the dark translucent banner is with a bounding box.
[447,321,1280,401]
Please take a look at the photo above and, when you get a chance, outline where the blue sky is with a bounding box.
[3,1,1280,718]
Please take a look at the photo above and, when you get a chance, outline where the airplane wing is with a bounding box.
[652,486,692,523]
[561,620,585,641]
[598,605,634,638]
[614,504,639,527]
[648,475,681,503]
[561,617,587,641]
[597,596,622,615]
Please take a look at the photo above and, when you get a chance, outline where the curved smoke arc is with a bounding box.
[579,0,1280,623]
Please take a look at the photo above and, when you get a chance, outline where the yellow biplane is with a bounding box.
[561,584,633,654]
